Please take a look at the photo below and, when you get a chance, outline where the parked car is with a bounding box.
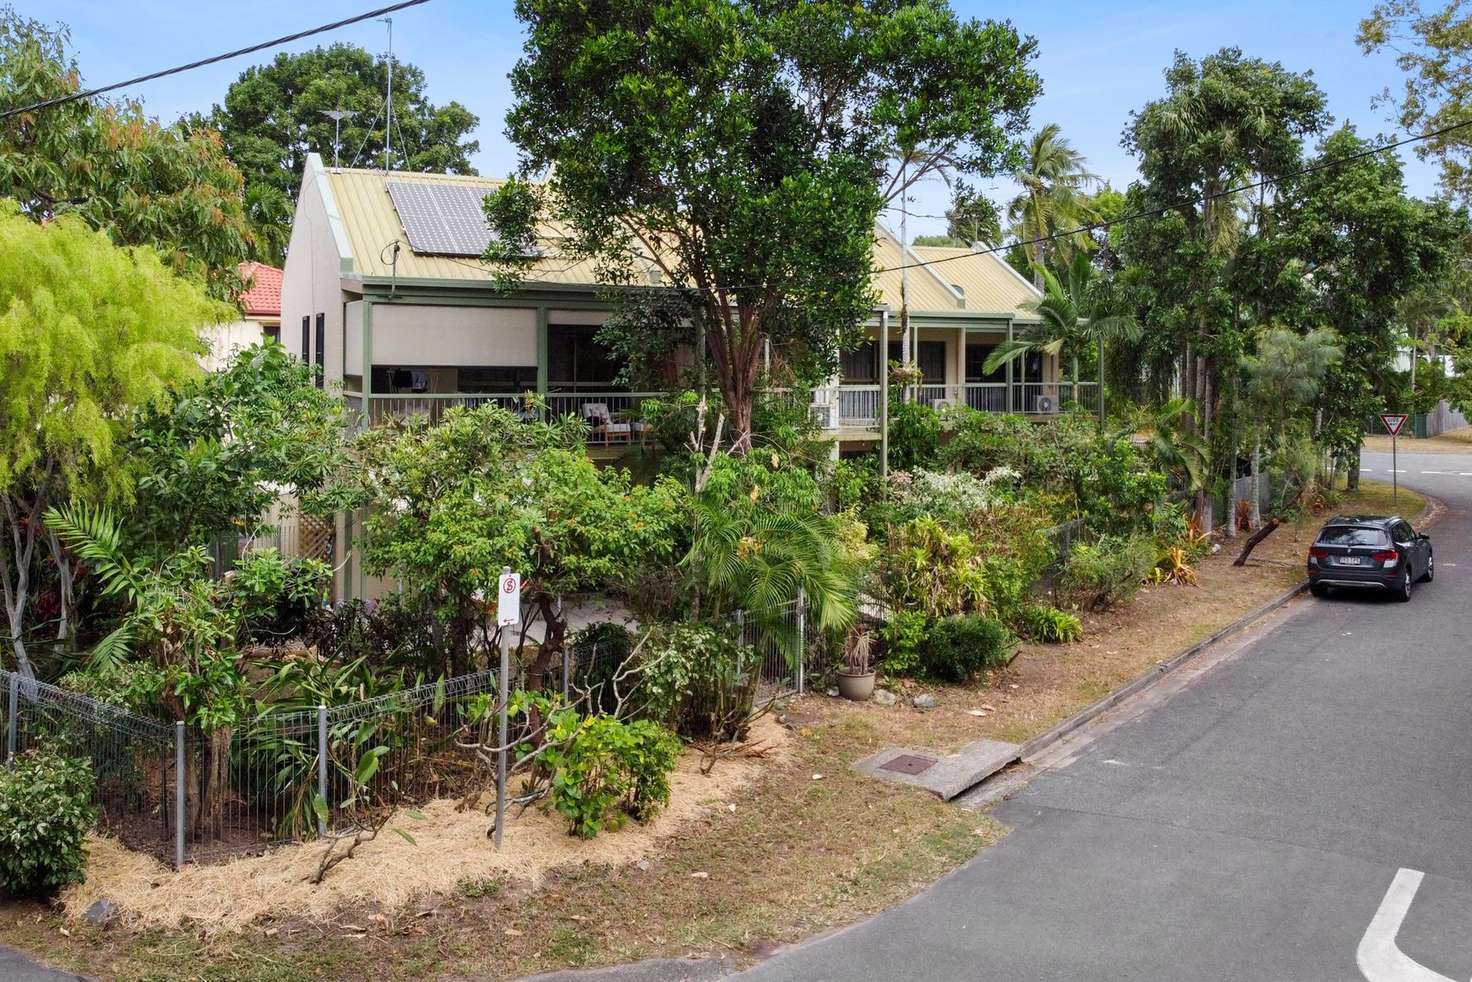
[1306,515,1432,602]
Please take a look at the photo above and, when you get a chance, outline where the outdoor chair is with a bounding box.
[582,402,632,445]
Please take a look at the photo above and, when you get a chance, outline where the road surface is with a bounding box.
[739,451,1472,981]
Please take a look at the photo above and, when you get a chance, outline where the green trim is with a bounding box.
[536,307,549,394]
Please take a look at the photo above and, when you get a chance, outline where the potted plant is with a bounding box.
[837,628,876,701]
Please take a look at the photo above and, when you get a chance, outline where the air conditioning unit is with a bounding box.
[1037,394,1055,414]
[809,403,835,430]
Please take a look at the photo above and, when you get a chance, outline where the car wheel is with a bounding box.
[1310,583,1330,598]
[1420,551,1434,583]
[1396,570,1413,602]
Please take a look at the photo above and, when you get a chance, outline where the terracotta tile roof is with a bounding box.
[239,261,283,318]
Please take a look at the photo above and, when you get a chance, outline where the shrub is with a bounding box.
[888,466,1020,523]
[568,621,635,714]
[1018,604,1084,644]
[633,624,761,742]
[540,712,682,839]
[889,400,942,471]
[921,615,1010,682]
[877,517,988,620]
[229,549,331,644]
[1061,535,1155,610]
[0,752,96,897]
[879,609,928,676]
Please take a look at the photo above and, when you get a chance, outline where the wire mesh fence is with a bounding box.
[2,593,813,868]
[2,670,177,862]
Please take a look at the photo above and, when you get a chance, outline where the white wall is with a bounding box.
[280,155,351,390]
[199,318,269,371]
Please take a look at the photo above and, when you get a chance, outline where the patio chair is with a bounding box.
[582,403,632,445]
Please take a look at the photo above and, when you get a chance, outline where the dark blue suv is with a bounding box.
[1307,515,1433,602]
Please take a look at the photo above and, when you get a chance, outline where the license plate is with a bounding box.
[1339,556,1362,566]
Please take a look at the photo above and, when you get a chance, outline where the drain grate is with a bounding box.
[879,753,937,775]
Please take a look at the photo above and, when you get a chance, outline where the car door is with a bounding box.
[1392,521,1420,578]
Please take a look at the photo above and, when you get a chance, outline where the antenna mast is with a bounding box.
[378,16,394,170]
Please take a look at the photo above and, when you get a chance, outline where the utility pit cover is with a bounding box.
[880,754,938,775]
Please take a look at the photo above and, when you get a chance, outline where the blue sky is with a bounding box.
[31,0,1439,238]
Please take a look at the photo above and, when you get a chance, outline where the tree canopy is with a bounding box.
[199,43,480,264]
[0,8,256,299]
[483,0,1040,451]
[0,204,224,677]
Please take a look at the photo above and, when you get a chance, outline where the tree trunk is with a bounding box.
[193,725,233,841]
[1250,438,1262,530]
[1346,446,1361,492]
[1233,517,1282,566]
[48,530,75,647]
[1225,434,1238,540]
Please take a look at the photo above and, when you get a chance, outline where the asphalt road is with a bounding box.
[738,451,1472,982]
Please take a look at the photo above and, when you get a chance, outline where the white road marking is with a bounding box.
[1356,868,1454,982]
[1461,473,1472,477]
[1420,470,1444,474]
[1363,468,1376,472]
[1390,469,1407,474]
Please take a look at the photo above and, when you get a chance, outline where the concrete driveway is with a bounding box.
[737,452,1472,981]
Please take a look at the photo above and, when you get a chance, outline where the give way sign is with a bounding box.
[1379,413,1409,437]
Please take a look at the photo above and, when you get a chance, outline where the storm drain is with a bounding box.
[879,753,938,775]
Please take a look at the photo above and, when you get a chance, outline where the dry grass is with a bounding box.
[59,718,787,934]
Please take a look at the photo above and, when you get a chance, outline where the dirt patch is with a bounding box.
[60,717,788,934]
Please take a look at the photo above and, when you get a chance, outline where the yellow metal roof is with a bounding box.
[322,164,1040,319]
[910,244,1043,320]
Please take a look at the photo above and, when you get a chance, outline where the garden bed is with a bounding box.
[0,483,1424,980]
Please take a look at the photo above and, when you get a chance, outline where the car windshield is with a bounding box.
[1316,526,1388,547]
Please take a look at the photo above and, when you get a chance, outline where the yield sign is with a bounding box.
[1380,413,1409,437]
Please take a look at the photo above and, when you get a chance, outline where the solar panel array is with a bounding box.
[386,180,497,257]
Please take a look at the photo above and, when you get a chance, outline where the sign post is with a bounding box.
[495,567,520,850]
[1379,413,1409,504]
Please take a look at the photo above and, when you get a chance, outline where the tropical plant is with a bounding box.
[0,206,220,677]
[921,614,1010,682]
[630,624,762,743]
[0,751,96,897]
[983,251,1141,383]
[1060,535,1156,611]
[1007,123,1101,282]
[1017,604,1083,644]
[351,404,684,682]
[842,627,875,676]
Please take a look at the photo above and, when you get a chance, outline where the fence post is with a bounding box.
[735,608,745,645]
[174,721,185,869]
[317,705,328,838]
[5,673,17,762]
[562,647,571,704]
[795,590,807,696]
[496,567,510,851]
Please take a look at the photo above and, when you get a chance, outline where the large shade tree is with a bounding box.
[1119,47,1330,524]
[0,8,256,299]
[0,206,225,679]
[197,44,481,264]
[482,0,1040,452]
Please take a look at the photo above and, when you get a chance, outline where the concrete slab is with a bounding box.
[855,737,1020,800]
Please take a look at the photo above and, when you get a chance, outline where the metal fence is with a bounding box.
[2,595,813,868]
[2,671,178,862]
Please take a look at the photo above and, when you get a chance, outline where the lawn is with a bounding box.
[0,479,1431,981]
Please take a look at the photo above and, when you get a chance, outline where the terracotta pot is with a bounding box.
[836,670,877,701]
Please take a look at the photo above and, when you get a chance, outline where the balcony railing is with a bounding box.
[361,392,664,445]
[830,381,1099,427]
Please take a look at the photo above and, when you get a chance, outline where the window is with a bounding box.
[966,345,1005,384]
[457,366,538,392]
[1393,521,1415,543]
[300,316,310,362]
[547,325,621,390]
[1316,526,1388,547]
[314,313,325,388]
[263,324,281,345]
[840,339,946,383]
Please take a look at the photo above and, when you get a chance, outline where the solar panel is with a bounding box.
[386,180,499,257]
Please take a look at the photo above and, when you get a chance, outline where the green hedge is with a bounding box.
[0,751,96,897]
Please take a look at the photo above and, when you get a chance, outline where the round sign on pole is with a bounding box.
[497,571,521,626]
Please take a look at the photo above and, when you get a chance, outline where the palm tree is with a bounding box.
[983,252,1142,413]
[1007,124,1100,285]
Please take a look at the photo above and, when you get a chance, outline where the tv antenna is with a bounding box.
[378,16,394,170]
[321,109,358,168]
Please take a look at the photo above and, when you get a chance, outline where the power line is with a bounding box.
[0,0,434,121]
[879,117,1472,278]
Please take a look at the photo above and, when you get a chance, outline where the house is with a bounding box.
[280,153,1093,596]
[201,261,282,370]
